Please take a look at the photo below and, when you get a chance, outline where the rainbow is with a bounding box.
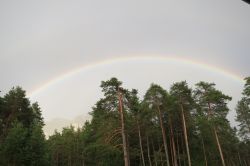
[27,55,244,98]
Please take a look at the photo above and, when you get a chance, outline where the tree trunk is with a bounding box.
[161,152,164,166]
[137,120,145,166]
[176,133,181,166]
[207,102,225,166]
[213,127,226,166]
[118,88,129,166]
[152,140,157,166]
[180,102,191,166]
[201,136,208,166]
[170,118,178,166]
[237,151,242,166]
[170,133,174,166]
[147,136,152,166]
[157,105,170,166]
[243,159,247,166]
[180,133,186,166]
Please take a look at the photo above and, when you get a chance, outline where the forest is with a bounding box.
[0,77,250,166]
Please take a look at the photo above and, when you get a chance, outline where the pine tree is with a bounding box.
[101,78,130,166]
[170,81,195,166]
[236,77,250,140]
[144,84,170,166]
[0,87,48,166]
[194,82,232,166]
[127,89,146,166]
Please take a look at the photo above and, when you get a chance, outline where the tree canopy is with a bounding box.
[1,78,250,166]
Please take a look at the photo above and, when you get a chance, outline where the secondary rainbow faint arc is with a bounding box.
[27,55,244,98]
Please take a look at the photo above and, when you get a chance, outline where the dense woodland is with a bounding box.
[0,77,250,166]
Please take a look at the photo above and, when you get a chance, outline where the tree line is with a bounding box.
[0,77,250,166]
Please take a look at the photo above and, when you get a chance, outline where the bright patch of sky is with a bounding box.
[0,0,249,135]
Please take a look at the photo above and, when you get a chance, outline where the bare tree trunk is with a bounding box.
[157,105,170,166]
[237,151,242,166]
[213,127,226,166]
[201,136,208,166]
[161,152,163,166]
[147,136,152,166]
[170,118,178,166]
[243,159,247,166]
[170,133,174,166]
[152,140,157,166]
[127,134,130,166]
[176,133,181,166]
[180,133,186,166]
[207,102,225,166]
[137,120,146,166]
[118,88,129,166]
[180,103,191,166]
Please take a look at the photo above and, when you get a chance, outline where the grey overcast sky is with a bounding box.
[0,0,249,135]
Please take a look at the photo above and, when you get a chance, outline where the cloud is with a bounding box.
[44,114,91,137]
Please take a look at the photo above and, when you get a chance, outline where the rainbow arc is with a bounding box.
[27,55,244,98]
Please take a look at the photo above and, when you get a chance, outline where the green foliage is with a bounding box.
[0,87,48,166]
[243,77,250,97]
[194,81,232,123]
[194,81,240,165]
[0,122,28,165]
[2,78,250,165]
[236,77,250,141]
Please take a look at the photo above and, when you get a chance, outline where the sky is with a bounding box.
[0,0,249,135]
